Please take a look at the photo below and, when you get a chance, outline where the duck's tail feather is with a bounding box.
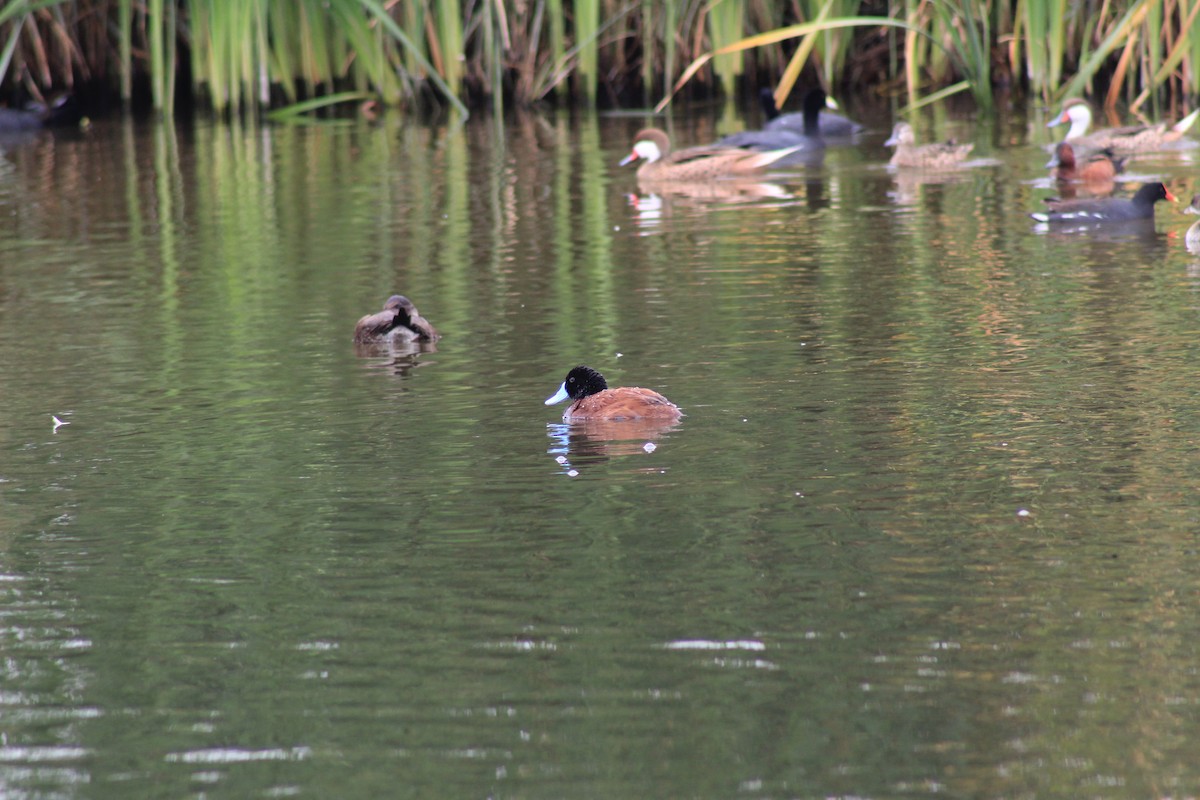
[1173,109,1200,134]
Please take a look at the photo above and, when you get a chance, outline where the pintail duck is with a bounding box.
[545,366,682,422]
[1047,99,1199,153]
[718,88,828,154]
[353,295,439,344]
[1184,194,1200,252]
[1030,182,1176,224]
[620,128,797,181]
[761,87,863,138]
[884,122,973,168]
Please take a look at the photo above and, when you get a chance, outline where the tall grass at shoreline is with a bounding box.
[1,0,1197,118]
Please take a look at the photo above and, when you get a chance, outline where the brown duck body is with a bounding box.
[621,128,796,181]
[884,122,972,168]
[1048,142,1125,183]
[1070,124,1183,153]
[353,295,439,344]
[563,387,682,422]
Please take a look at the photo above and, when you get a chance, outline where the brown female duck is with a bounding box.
[884,122,973,168]
[353,295,439,344]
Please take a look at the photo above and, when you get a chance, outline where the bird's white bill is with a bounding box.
[545,383,570,405]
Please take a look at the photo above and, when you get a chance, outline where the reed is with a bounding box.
[706,0,745,100]
[0,0,1197,117]
[574,0,600,104]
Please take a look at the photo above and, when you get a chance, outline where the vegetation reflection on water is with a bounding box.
[3,109,1200,798]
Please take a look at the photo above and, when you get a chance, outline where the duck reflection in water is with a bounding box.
[547,418,681,472]
[354,336,438,377]
[629,178,790,215]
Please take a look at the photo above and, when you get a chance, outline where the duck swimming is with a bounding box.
[884,122,973,168]
[1046,141,1126,183]
[718,88,829,153]
[1047,99,1199,153]
[353,295,439,344]
[1030,182,1176,224]
[1184,194,1200,252]
[0,96,82,131]
[760,87,863,138]
[545,366,682,422]
[620,128,797,181]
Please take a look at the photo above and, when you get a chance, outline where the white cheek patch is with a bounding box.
[634,140,661,162]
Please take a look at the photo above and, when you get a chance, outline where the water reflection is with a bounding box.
[353,339,438,377]
[8,109,1200,799]
[547,418,681,471]
[888,165,976,205]
[637,177,790,202]
[626,184,792,229]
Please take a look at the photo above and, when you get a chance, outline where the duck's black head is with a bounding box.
[562,365,608,399]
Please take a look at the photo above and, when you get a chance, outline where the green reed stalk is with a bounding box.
[798,0,861,84]
[266,1,298,105]
[662,0,678,104]
[400,0,427,97]
[432,0,464,97]
[575,0,600,104]
[0,0,73,87]
[661,14,954,112]
[358,0,468,116]
[0,18,22,87]
[932,0,991,109]
[640,0,654,102]
[298,0,331,102]
[329,0,389,99]
[3,0,1199,120]
[148,0,167,112]
[1147,0,1162,97]
[166,0,178,112]
[546,0,566,100]
[1130,0,1200,110]
[774,0,830,103]
[117,0,132,102]
[902,0,922,102]
[1186,0,1200,93]
[483,0,503,116]
[707,0,744,99]
[1056,0,1151,103]
[1015,0,1068,101]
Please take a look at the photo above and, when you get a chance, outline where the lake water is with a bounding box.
[4,100,1200,798]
